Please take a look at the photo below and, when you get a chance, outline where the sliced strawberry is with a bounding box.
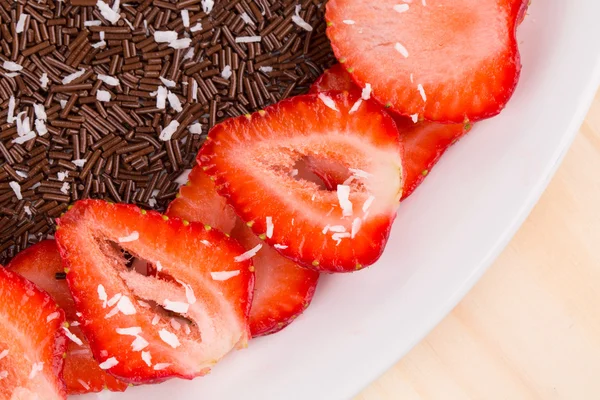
[308,63,359,95]
[167,166,237,234]
[167,167,319,337]
[311,65,470,199]
[0,264,67,399]
[326,0,527,123]
[393,117,470,199]
[199,92,403,272]
[7,240,129,394]
[231,220,319,336]
[55,200,253,383]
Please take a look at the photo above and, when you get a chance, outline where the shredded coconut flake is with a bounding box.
[180,10,190,27]
[159,329,181,348]
[189,122,202,134]
[96,89,111,102]
[15,170,28,179]
[259,66,273,73]
[16,13,28,33]
[7,96,15,123]
[169,37,191,49]
[176,280,196,304]
[84,20,102,26]
[175,169,192,186]
[97,74,119,86]
[292,5,313,31]
[151,315,160,325]
[348,99,362,114]
[167,91,183,111]
[63,327,83,346]
[362,195,375,212]
[394,4,409,12]
[235,35,261,43]
[3,61,23,72]
[159,120,179,141]
[265,216,274,238]
[211,270,241,281]
[62,68,86,84]
[163,299,189,314]
[343,19,355,24]
[318,93,339,111]
[0,350,8,360]
[201,0,214,13]
[153,363,171,371]
[191,78,198,101]
[155,85,167,108]
[417,84,427,101]
[154,30,178,43]
[97,0,120,24]
[46,311,60,322]
[362,83,372,100]
[72,159,87,168]
[118,231,139,243]
[273,244,288,249]
[96,284,108,309]
[60,182,70,194]
[78,379,91,390]
[329,225,346,233]
[190,22,203,32]
[91,40,106,48]
[29,362,44,379]
[234,244,262,262]
[240,12,254,25]
[351,218,362,238]
[221,65,232,79]
[141,351,152,366]
[23,206,31,216]
[99,357,118,370]
[332,232,351,245]
[159,76,176,87]
[337,184,353,216]
[116,327,142,336]
[9,181,22,200]
[39,73,49,89]
[155,261,164,272]
[12,131,36,144]
[394,42,409,58]
[33,104,47,120]
[117,296,136,315]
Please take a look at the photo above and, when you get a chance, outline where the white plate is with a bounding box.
[79,1,600,399]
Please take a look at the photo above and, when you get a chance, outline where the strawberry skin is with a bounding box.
[167,166,237,234]
[7,240,129,394]
[167,166,319,337]
[310,65,470,199]
[326,0,528,123]
[231,221,319,336]
[55,200,253,384]
[0,264,67,399]
[309,63,358,95]
[199,92,403,272]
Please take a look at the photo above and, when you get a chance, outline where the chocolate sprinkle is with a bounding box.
[0,0,335,264]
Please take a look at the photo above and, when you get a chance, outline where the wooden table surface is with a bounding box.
[356,87,600,400]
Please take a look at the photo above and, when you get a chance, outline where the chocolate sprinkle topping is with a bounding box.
[0,0,335,264]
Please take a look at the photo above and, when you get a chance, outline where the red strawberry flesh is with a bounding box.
[199,92,403,272]
[0,264,67,399]
[55,200,253,383]
[7,240,128,394]
[326,0,527,123]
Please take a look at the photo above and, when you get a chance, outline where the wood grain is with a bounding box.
[356,87,600,400]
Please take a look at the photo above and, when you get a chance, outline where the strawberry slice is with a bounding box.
[7,240,129,394]
[0,263,67,399]
[310,65,470,199]
[167,167,319,337]
[230,221,319,336]
[309,63,358,95]
[167,166,237,234]
[199,92,403,272]
[55,200,253,383]
[393,117,470,199]
[326,0,527,123]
